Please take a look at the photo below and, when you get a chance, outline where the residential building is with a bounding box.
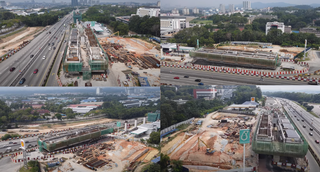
[136,7,160,17]
[243,1,251,10]
[172,8,179,14]
[229,4,235,12]
[182,7,189,15]
[265,21,285,35]
[219,4,225,14]
[193,89,217,100]
[193,8,199,14]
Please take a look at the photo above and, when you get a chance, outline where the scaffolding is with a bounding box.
[190,51,281,69]
[252,111,308,157]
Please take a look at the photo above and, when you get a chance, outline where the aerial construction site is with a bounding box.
[161,97,309,172]
[59,10,160,87]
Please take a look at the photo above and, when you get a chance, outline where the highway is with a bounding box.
[279,99,320,171]
[0,14,73,86]
[161,67,309,85]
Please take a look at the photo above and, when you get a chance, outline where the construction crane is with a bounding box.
[109,31,119,37]
[198,137,215,154]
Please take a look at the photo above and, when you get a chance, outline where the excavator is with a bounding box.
[198,137,216,154]
[108,31,119,37]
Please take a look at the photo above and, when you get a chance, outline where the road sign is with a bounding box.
[20,139,25,149]
[117,122,121,127]
[239,129,250,144]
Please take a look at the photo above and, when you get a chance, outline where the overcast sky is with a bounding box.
[11,0,158,3]
[161,0,319,9]
[259,86,320,93]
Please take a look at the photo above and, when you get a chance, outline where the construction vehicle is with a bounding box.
[198,137,215,154]
[108,31,119,37]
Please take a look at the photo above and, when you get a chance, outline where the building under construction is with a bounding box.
[252,107,308,158]
[190,49,282,70]
[63,13,109,80]
[37,126,114,152]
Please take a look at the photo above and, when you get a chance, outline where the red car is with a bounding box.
[34,69,38,74]
[316,140,319,144]
[174,77,179,79]
[10,67,16,72]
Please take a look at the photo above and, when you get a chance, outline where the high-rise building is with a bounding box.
[219,4,225,13]
[71,0,78,6]
[193,8,199,14]
[172,8,179,14]
[96,87,101,95]
[182,7,189,15]
[157,1,160,7]
[229,4,234,12]
[243,1,252,10]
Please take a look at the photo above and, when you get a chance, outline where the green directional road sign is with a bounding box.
[117,122,121,127]
[239,129,250,144]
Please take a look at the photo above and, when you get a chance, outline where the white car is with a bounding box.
[42,56,46,59]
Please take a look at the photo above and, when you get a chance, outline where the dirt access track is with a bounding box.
[0,27,44,57]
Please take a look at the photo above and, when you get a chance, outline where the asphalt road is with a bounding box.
[161,67,309,85]
[0,14,73,86]
[280,99,320,171]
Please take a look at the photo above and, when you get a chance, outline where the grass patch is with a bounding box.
[190,19,213,25]
[293,102,319,118]
[19,166,29,172]
[0,26,27,39]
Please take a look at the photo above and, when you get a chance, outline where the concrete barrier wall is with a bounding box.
[169,133,198,158]
[161,118,194,135]
[131,148,149,163]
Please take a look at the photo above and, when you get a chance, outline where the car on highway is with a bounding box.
[309,133,313,136]
[297,119,299,121]
[303,125,306,128]
[9,142,13,144]
[308,81,318,85]
[9,67,16,72]
[13,142,17,144]
[19,78,26,85]
[6,147,11,150]
[302,119,304,122]
[25,141,29,143]
[198,82,204,85]
[52,43,54,46]
[54,47,56,50]
[310,128,313,131]
[174,77,179,79]
[34,69,38,74]
[316,140,319,144]
[184,76,189,78]
[48,43,50,46]
[42,56,46,60]
[30,54,34,58]
[195,79,201,82]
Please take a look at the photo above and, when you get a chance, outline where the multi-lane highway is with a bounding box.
[161,67,309,85]
[0,13,73,86]
[279,98,320,171]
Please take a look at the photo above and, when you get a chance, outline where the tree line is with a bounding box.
[264,91,320,103]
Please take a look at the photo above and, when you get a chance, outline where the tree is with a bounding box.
[148,132,160,144]
[160,153,170,170]
[142,163,160,172]
[55,114,62,121]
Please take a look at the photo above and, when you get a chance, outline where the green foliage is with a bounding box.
[142,163,160,172]
[148,132,160,144]
[264,91,320,103]
[129,15,160,37]
[18,8,73,27]
[232,86,262,104]
[82,6,113,25]
[110,21,129,35]
[1,133,21,141]
[160,153,170,171]
[27,160,39,172]
[55,113,62,121]
[208,13,248,25]
[161,98,225,129]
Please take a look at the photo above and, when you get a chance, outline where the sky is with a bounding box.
[161,0,320,9]
[259,85,320,93]
[14,0,158,3]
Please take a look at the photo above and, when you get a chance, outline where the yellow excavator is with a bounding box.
[198,137,216,154]
[108,31,119,37]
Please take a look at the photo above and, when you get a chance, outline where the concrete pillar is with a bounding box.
[134,120,137,128]
[143,117,146,124]
[124,122,127,131]
[273,155,280,162]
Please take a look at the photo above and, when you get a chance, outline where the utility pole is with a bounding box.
[304,39,307,60]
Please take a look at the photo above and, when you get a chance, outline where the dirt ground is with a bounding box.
[99,37,159,56]
[163,111,258,169]
[0,27,44,57]
[7,118,115,136]
[219,45,304,56]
